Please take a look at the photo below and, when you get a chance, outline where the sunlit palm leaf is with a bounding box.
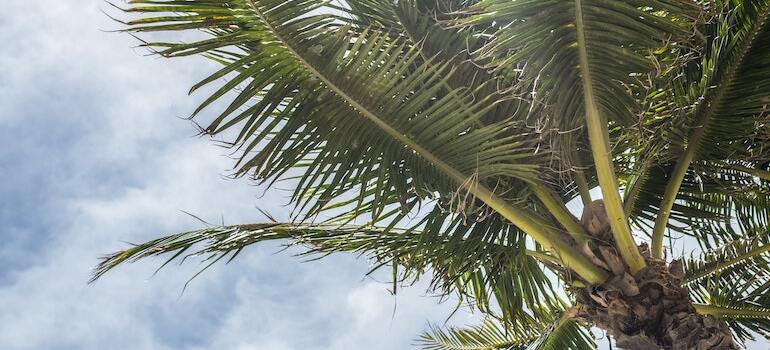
[119,0,538,214]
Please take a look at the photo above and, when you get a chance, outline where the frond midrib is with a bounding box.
[575,0,646,273]
[695,303,770,319]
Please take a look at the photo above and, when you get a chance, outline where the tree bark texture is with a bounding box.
[572,200,738,349]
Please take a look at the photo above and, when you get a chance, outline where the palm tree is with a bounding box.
[93,0,770,348]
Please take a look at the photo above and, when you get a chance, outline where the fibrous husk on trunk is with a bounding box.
[568,200,738,350]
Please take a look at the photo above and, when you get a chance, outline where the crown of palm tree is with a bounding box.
[94,0,770,348]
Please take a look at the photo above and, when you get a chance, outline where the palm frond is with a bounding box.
[339,2,592,237]
[651,0,770,255]
[418,312,594,350]
[457,0,697,271]
[419,319,537,350]
[92,222,497,279]
[344,1,599,206]
[92,219,567,321]
[523,314,594,350]
[628,161,770,249]
[684,234,770,287]
[114,0,607,282]
[692,284,770,343]
[685,233,770,343]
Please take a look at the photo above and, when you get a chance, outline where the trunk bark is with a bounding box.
[571,200,738,350]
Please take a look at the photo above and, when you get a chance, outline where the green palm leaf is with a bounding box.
[685,234,770,342]
[684,234,770,286]
[418,312,594,350]
[91,219,564,321]
[99,0,770,347]
[91,222,520,282]
[114,0,607,282]
[419,319,539,350]
[458,0,698,270]
[692,281,770,343]
[338,1,591,206]
[651,0,770,255]
[628,161,770,249]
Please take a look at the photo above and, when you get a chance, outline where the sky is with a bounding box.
[0,1,765,350]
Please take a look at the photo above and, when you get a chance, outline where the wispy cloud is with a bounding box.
[0,1,477,350]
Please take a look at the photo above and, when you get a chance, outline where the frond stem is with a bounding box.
[526,250,563,266]
[575,0,646,272]
[623,150,655,215]
[575,170,593,208]
[531,183,589,244]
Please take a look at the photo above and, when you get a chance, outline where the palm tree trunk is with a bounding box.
[572,243,738,349]
[572,202,738,349]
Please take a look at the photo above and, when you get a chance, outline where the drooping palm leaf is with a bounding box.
[692,282,770,343]
[114,0,607,282]
[683,234,770,287]
[91,219,563,320]
[628,161,770,249]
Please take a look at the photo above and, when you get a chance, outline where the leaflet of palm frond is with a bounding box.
[343,1,535,136]
[621,1,770,226]
[418,312,594,350]
[360,202,564,319]
[684,189,770,249]
[392,1,598,201]
[647,0,770,255]
[341,1,597,203]
[118,1,551,224]
[683,234,770,287]
[628,161,770,246]
[689,276,770,344]
[452,250,562,323]
[457,0,698,165]
[676,0,770,163]
[419,318,541,350]
[406,209,562,315]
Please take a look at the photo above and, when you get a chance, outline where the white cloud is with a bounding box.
[0,1,478,350]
